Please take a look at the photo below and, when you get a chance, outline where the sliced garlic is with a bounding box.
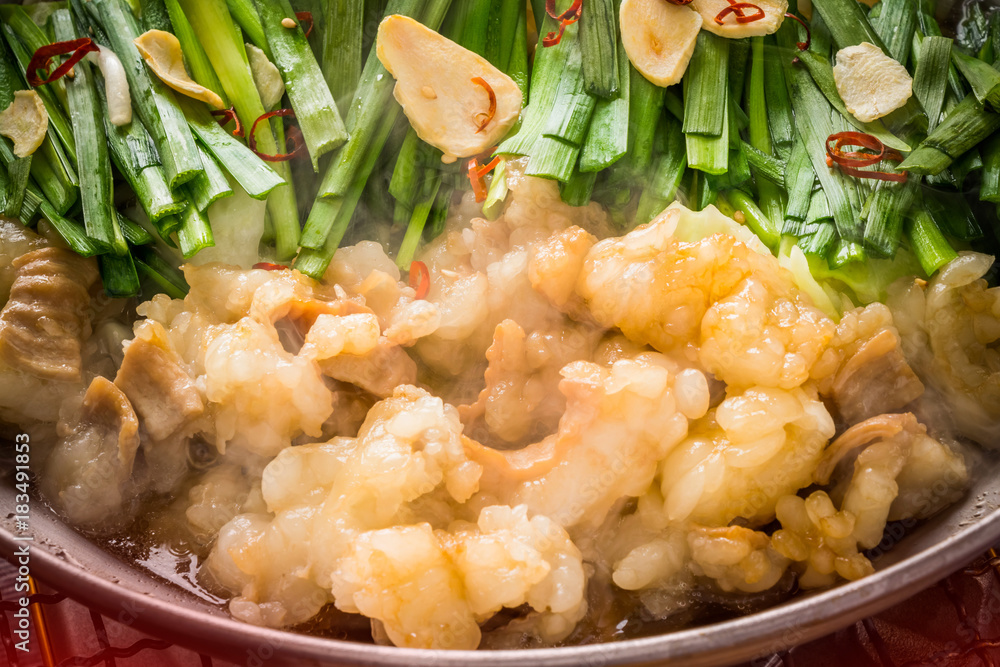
[620,0,702,87]
[0,90,48,158]
[246,43,286,110]
[692,0,788,38]
[833,42,913,123]
[376,14,522,162]
[133,29,224,109]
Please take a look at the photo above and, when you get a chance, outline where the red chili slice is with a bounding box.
[248,109,307,162]
[715,2,766,24]
[825,131,908,182]
[295,11,314,39]
[830,162,909,182]
[210,106,244,138]
[545,0,584,20]
[253,262,289,271]
[541,0,583,47]
[664,0,694,5]
[471,77,497,133]
[468,158,489,202]
[26,38,99,87]
[784,13,811,51]
[826,131,889,167]
[476,156,502,179]
[408,261,430,300]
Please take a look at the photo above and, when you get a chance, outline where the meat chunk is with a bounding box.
[0,219,47,303]
[318,338,417,398]
[43,376,140,527]
[830,329,924,423]
[814,304,924,423]
[0,247,99,381]
[114,320,204,441]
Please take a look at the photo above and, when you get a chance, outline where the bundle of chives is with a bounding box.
[0,131,96,255]
[0,9,77,162]
[795,51,910,151]
[91,0,204,189]
[178,0,300,259]
[778,23,865,244]
[295,111,398,278]
[301,0,452,251]
[255,0,348,170]
[179,99,286,200]
[811,0,928,140]
[52,9,125,256]
[98,80,185,225]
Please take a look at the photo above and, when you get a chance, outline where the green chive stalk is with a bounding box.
[323,0,364,116]
[683,32,729,137]
[227,0,271,58]
[580,7,629,172]
[626,66,666,175]
[906,207,957,274]
[579,0,619,99]
[747,37,784,232]
[870,0,917,65]
[911,34,952,132]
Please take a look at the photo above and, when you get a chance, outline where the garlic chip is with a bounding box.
[833,42,913,123]
[246,44,286,111]
[133,30,224,109]
[620,0,702,88]
[692,0,788,38]
[0,90,48,158]
[376,15,521,163]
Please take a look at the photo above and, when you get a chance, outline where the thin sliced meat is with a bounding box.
[115,320,204,441]
[831,328,925,423]
[0,247,99,381]
[318,338,417,398]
